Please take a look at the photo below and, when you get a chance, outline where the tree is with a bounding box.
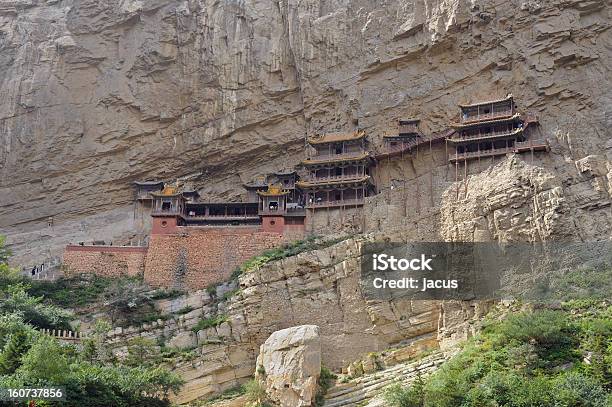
[125,337,157,367]
[0,329,30,375]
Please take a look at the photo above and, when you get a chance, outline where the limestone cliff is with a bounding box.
[1,0,610,266]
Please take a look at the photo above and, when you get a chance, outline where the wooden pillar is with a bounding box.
[464,157,468,197]
[340,188,344,224]
[455,154,459,199]
[326,190,330,226]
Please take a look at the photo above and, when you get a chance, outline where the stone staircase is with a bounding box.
[323,352,448,407]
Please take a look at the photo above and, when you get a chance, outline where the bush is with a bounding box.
[231,235,350,280]
[383,378,424,407]
[192,314,228,332]
[0,236,184,406]
[385,307,611,407]
[243,379,268,405]
[27,274,114,308]
[553,372,609,407]
[0,283,71,330]
[315,366,337,406]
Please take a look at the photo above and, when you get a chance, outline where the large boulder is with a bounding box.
[255,325,321,407]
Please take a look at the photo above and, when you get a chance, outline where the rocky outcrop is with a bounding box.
[440,154,611,243]
[101,237,440,404]
[256,325,321,407]
[2,0,610,267]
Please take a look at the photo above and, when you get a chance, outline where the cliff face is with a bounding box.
[1,0,610,264]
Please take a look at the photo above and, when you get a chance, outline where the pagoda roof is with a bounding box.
[452,113,521,128]
[307,130,365,145]
[257,184,290,196]
[301,152,371,166]
[151,184,181,197]
[459,93,513,108]
[133,180,164,187]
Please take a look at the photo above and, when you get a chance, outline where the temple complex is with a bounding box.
[143,181,303,234]
[62,94,550,290]
[448,94,547,163]
[297,131,375,209]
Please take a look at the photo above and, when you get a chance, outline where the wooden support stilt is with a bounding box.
[455,154,459,199]
[340,189,344,224]
[416,174,421,215]
[464,158,468,198]
[326,190,330,226]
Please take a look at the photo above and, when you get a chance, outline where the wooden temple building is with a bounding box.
[297,131,375,209]
[448,94,547,163]
[375,119,452,161]
[131,93,548,235]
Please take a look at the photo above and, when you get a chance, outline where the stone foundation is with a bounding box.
[63,245,147,277]
[143,226,285,290]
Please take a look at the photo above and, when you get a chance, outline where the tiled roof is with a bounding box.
[307,130,365,145]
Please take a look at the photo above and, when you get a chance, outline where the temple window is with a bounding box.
[162,202,171,211]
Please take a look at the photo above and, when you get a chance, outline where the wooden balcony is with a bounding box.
[461,110,513,124]
[376,129,453,160]
[185,214,260,221]
[258,207,307,216]
[448,139,549,162]
[448,127,523,143]
[286,207,306,216]
[302,152,369,165]
[303,174,365,183]
[305,197,365,209]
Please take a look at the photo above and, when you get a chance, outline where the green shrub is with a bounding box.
[231,235,350,280]
[383,307,612,407]
[27,274,114,308]
[383,378,424,407]
[243,379,268,405]
[315,366,338,406]
[175,305,194,315]
[0,283,71,330]
[192,314,228,332]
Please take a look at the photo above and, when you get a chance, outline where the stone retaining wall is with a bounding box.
[143,227,284,290]
[63,245,147,277]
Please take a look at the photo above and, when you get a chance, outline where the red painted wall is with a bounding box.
[151,216,180,234]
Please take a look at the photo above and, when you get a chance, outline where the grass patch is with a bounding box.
[149,289,185,301]
[175,305,194,315]
[27,274,116,308]
[231,235,351,280]
[315,366,337,406]
[243,379,272,407]
[199,384,246,405]
[192,314,228,333]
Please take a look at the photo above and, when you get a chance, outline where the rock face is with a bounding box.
[103,237,440,404]
[255,325,321,407]
[1,0,610,267]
